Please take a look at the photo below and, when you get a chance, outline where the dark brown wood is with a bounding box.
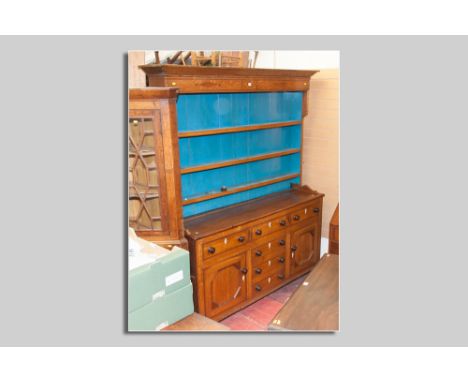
[185,185,324,320]
[162,312,230,331]
[269,253,339,331]
[129,87,178,100]
[139,64,319,93]
[182,174,300,206]
[129,89,186,249]
[178,120,302,138]
[181,149,300,175]
[185,186,323,240]
[328,204,339,255]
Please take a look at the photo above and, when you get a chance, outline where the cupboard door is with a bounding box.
[203,252,248,318]
[128,113,169,234]
[290,222,320,275]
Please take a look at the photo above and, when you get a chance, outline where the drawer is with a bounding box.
[252,270,285,297]
[251,234,287,267]
[203,229,249,259]
[289,203,321,225]
[250,215,288,239]
[252,255,286,283]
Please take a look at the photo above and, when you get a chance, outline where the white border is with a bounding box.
[1,0,468,35]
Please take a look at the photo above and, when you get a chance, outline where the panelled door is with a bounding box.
[203,251,248,318]
[290,221,321,276]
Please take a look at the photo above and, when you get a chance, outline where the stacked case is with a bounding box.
[128,243,194,331]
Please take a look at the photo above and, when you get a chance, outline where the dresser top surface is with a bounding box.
[184,185,324,240]
[139,64,319,79]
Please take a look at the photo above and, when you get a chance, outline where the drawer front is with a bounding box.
[252,270,286,298]
[250,215,288,239]
[289,202,321,225]
[251,233,287,267]
[203,229,250,259]
[252,255,286,283]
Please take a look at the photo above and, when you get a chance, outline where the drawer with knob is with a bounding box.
[251,234,287,267]
[250,215,289,238]
[252,271,286,297]
[252,255,286,283]
[202,229,250,259]
[289,203,321,225]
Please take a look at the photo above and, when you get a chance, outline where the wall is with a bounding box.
[302,69,339,237]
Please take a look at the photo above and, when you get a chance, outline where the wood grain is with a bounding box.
[269,253,339,331]
[178,120,301,138]
[182,173,300,206]
[180,149,300,174]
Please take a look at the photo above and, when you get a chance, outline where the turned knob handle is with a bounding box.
[255,229,262,235]
[279,239,285,246]
[207,247,216,254]
[255,250,262,257]
[279,220,287,226]
[313,207,320,213]
[278,274,285,280]
[240,267,248,274]
[255,268,262,274]
[255,285,262,291]
[293,215,300,221]
[278,257,285,263]
[291,245,298,251]
[238,236,245,243]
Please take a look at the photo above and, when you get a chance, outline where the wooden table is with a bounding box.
[268,254,339,331]
[162,313,230,331]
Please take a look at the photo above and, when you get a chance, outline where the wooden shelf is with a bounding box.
[178,120,301,138]
[182,173,300,206]
[180,148,300,175]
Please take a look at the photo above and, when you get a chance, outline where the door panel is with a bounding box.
[290,222,320,275]
[203,252,247,318]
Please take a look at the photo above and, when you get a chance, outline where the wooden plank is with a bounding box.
[180,148,300,174]
[162,313,230,331]
[184,185,324,239]
[269,254,339,331]
[178,120,301,138]
[182,173,300,206]
[140,64,319,78]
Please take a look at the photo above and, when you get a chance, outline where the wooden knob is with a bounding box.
[255,250,262,257]
[240,267,248,274]
[238,236,245,242]
[279,220,287,226]
[255,268,262,274]
[279,239,285,246]
[207,247,216,254]
[278,274,285,280]
[255,229,262,235]
[313,207,320,213]
[279,257,285,263]
[291,245,298,251]
[293,215,300,221]
[255,285,262,291]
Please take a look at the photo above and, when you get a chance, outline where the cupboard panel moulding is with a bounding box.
[139,65,319,94]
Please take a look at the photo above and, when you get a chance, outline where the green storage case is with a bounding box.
[128,247,190,313]
[128,282,194,331]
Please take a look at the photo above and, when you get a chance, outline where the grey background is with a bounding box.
[0,36,467,346]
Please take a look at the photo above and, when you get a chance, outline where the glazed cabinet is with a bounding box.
[128,88,187,249]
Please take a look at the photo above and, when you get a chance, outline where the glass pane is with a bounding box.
[128,118,162,231]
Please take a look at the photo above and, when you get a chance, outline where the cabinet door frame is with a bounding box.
[128,109,170,235]
[203,251,248,318]
[289,220,321,276]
